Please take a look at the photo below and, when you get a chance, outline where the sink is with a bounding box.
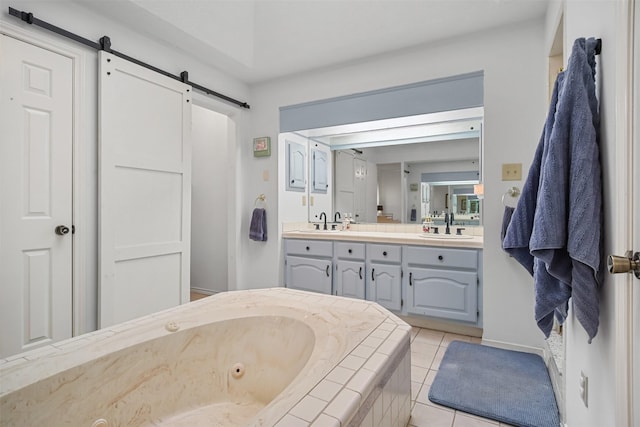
[310,229,341,233]
[418,233,474,240]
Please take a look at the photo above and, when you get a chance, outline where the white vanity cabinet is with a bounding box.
[366,243,403,311]
[334,242,366,299]
[284,239,333,294]
[405,246,479,323]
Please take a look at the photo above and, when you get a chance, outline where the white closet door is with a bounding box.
[0,35,73,357]
[98,51,191,328]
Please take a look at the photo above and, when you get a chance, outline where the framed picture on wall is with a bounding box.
[253,137,271,157]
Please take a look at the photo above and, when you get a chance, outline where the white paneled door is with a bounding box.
[98,52,191,328]
[0,35,73,358]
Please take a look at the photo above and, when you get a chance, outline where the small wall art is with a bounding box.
[253,137,271,157]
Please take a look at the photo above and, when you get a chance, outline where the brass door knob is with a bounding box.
[607,251,640,279]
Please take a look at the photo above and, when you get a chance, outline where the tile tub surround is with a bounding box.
[0,288,411,427]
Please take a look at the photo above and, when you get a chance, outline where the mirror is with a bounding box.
[286,107,483,225]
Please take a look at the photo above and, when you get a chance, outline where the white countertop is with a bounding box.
[282,230,483,249]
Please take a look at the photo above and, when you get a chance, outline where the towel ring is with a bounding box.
[502,186,520,207]
[255,194,267,209]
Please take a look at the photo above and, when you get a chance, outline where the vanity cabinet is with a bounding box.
[366,243,402,311]
[334,242,366,299]
[284,239,332,294]
[405,246,479,323]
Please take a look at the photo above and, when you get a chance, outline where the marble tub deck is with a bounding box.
[0,288,412,427]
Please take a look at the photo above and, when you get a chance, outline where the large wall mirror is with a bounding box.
[281,107,483,226]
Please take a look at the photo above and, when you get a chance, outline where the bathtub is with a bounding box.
[1,288,411,426]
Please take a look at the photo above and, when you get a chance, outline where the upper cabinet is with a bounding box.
[311,149,328,194]
[287,140,306,192]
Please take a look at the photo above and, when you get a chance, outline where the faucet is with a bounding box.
[334,212,341,223]
[444,212,451,235]
[319,212,327,230]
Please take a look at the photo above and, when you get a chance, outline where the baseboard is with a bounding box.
[398,314,482,337]
[480,338,544,357]
[189,287,218,296]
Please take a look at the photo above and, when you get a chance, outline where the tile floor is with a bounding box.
[407,327,514,427]
[189,292,513,427]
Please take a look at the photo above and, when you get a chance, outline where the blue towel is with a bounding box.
[503,38,603,342]
[249,208,267,241]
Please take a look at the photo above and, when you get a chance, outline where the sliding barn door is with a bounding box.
[99,51,191,328]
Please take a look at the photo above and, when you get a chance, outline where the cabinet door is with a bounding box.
[286,140,306,191]
[285,255,332,294]
[311,149,328,193]
[367,263,402,311]
[336,260,365,299]
[407,267,477,322]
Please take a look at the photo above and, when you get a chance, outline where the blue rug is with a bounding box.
[428,341,560,427]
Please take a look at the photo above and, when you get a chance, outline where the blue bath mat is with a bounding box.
[429,341,560,427]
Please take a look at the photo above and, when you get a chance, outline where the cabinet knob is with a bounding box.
[383,251,388,256]
[306,246,310,251]
[438,255,444,261]
[348,249,352,254]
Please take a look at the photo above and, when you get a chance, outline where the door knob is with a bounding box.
[55,225,70,236]
[607,251,640,279]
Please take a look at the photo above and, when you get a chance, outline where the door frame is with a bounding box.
[614,1,635,426]
[0,21,87,336]
[191,92,242,292]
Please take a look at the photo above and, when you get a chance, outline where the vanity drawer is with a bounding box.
[367,243,402,263]
[335,242,366,260]
[405,246,477,269]
[286,239,333,257]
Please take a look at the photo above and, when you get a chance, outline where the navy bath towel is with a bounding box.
[249,208,267,241]
[503,38,603,342]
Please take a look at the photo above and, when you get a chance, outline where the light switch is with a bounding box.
[302,195,306,206]
[502,163,522,181]
[310,196,314,206]
[262,170,269,181]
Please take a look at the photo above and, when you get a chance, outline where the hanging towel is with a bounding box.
[249,208,267,242]
[500,206,515,244]
[503,38,603,342]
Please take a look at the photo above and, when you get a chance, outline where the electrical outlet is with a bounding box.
[502,163,522,181]
[579,371,588,407]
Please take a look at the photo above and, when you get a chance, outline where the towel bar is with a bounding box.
[501,186,520,207]
[254,194,267,209]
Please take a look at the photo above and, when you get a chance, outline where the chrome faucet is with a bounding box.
[334,212,341,223]
[319,212,327,230]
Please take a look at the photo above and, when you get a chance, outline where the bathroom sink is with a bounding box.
[310,229,342,233]
[418,234,474,240]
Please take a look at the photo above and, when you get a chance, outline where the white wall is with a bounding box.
[561,2,621,426]
[248,18,548,351]
[0,0,250,332]
[191,105,229,294]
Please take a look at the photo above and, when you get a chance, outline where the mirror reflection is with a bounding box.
[286,107,484,225]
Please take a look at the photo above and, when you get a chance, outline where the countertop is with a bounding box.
[282,230,483,249]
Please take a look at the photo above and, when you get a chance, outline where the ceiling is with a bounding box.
[76,0,550,84]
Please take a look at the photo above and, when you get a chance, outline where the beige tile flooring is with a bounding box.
[407,327,515,427]
[189,292,511,427]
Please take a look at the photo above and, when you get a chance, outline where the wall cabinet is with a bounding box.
[286,140,306,191]
[334,242,365,299]
[405,246,479,323]
[284,239,332,294]
[366,243,402,311]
